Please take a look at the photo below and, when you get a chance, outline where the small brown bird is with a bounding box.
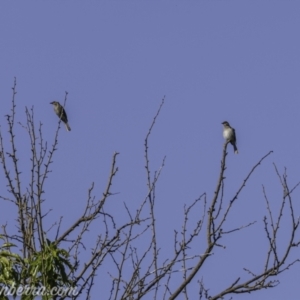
[50,101,71,131]
[222,121,238,154]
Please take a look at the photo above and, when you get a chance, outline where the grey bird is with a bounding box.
[50,101,71,131]
[222,121,238,154]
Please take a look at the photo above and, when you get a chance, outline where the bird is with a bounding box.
[222,121,238,154]
[50,101,71,131]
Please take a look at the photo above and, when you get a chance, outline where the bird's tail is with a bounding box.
[233,144,238,154]
[65,123,71,131]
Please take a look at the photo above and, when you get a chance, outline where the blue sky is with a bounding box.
[1,1,300,299]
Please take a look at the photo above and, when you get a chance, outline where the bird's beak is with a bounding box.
[50,102,54,104]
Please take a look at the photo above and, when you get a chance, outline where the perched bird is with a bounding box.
[50,101,71,131]
[222,121,238,154]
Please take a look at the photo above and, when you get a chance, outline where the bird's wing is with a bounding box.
[232,127,237,142]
